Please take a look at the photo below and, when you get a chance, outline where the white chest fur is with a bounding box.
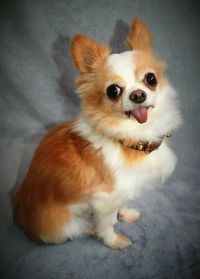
[100,140,177,202]
[74,118,177,206]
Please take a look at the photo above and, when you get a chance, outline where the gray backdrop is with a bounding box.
[0,0,200,278]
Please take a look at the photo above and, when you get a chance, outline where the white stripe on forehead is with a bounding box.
[106,51,136,87]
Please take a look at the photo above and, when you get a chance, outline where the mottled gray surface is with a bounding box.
[0,0,200,278]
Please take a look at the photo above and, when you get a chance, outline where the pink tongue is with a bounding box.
[131,107,148,124]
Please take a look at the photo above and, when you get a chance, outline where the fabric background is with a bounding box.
[0,0,200,278]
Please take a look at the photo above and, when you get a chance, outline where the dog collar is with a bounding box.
[119,133,171,154]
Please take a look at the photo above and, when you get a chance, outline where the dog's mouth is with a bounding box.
[125,106,154,124]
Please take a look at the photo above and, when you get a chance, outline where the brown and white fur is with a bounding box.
[14,19,182,249]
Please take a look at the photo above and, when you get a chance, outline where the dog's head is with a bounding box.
[71,19,182,143]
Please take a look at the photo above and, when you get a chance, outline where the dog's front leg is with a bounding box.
[90,198,132,250]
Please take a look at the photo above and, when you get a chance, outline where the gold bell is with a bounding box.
[138,141,144,151]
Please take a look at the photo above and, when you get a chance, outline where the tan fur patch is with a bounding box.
[127,18,152,52]
[134,51,165,89]
[14,122,114,241]
[71,34,109,73]
[119,145,145,166]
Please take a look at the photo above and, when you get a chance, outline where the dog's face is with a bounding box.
[71,19,181,142]
[104,50,164,124]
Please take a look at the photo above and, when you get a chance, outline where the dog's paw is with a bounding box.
[111,233,132,250]
[118,208,141,224]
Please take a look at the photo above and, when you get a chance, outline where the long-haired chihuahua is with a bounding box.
[14,19,182,249]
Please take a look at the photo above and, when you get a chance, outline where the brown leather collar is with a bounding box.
[119,133,171,154]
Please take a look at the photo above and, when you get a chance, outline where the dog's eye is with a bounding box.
[106,84,122,100]
[144,73,157,88]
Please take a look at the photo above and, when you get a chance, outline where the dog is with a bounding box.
[14,19,182,249]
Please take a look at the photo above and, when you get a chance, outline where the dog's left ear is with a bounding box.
[71,34,110,73]
[127,19,152,52]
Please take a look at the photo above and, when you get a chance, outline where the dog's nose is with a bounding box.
[129,90,147,104]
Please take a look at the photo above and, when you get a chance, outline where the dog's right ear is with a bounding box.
[71,34,110,73]
[126,18,152,52]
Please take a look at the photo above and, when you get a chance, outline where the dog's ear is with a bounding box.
[127,19,152,52]
[71,34,110,73]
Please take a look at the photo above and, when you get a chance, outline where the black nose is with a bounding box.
[129,90,147,104]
